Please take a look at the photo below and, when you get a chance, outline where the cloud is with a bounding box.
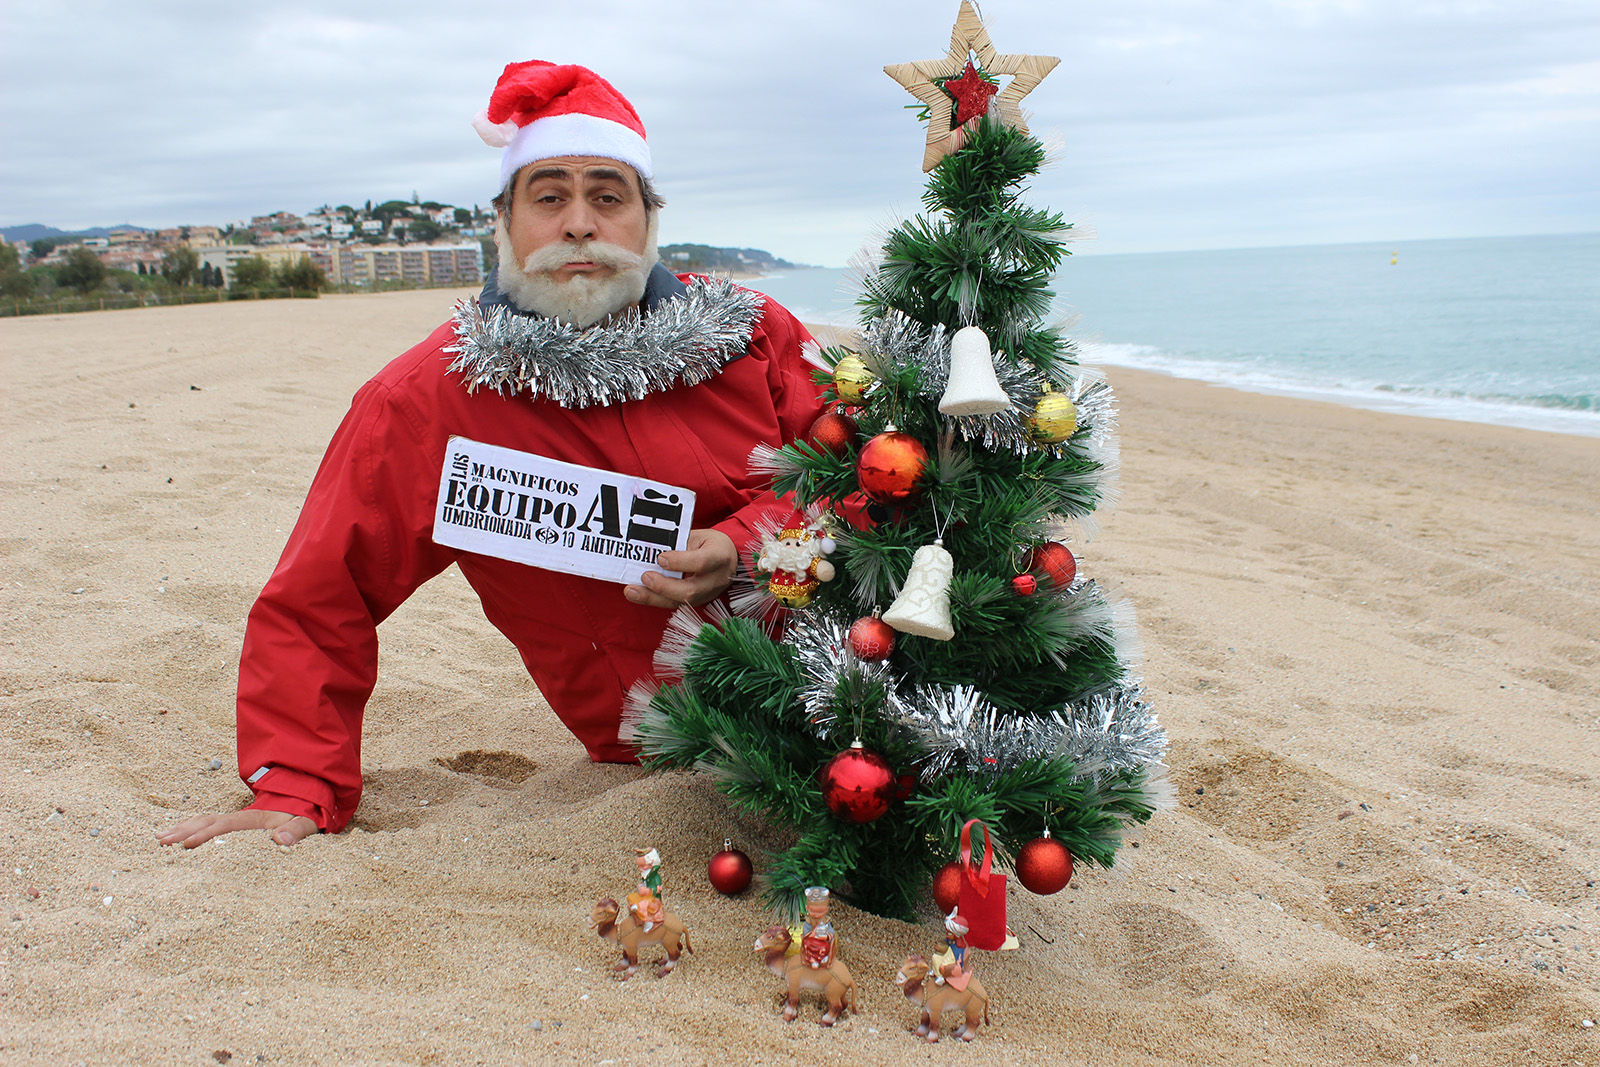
[1,0,1594,262]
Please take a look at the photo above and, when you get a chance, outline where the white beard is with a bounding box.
[759,538,818,575]
[494,214,659,327]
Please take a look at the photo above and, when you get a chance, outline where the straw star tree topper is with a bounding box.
[632,2,1168,920]
[883,1,1061,170]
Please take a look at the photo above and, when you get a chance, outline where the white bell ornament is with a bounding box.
[881,538,955,641]
[938,326,1011,416]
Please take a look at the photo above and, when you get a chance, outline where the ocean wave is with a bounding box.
[1371,382,1599,414]
[1082,342,1600,438]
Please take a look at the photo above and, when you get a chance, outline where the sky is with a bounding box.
[2,0,1596,265]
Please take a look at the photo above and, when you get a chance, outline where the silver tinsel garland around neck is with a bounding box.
[444,277,765,409]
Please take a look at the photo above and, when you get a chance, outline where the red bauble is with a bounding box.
[895,772,917,802]
[707,842,754,895]
[819,743,897,823]
[1016,834,1074,894]
[1029,542,1077,589]
[808,411,858,457]
[1011,574,1037,596]
[932,860,963,915]
[855,430,928,505]
[848,615,895,661]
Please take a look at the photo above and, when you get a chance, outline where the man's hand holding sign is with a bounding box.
[625,529,739,609]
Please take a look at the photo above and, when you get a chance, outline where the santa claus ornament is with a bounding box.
[757,525,837,607]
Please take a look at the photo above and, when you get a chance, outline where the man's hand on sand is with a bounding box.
[158,810,317,849]
[625,528,738,609]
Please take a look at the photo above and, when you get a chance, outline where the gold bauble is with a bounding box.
[1029,391,1078,443]
[833,355,876,403]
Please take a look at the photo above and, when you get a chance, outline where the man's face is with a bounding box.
[494,155,656,326]
[504,156,650,276]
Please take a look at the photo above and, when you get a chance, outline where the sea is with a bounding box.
[743,233,1600,439]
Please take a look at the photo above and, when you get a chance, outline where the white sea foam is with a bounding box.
[1085,342,1600,438]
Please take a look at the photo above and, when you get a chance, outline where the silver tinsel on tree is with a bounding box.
[887,681,1166,782]
[783,594,1167,785]
[787,612,898,738]
[853,310,1120,463]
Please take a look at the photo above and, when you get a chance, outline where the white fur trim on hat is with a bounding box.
[500,112,652,189]
[472,109,520,149]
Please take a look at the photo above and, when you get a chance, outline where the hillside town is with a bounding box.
[1,196,802,308]
[8,198,493,291]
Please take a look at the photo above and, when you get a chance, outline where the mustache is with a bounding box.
[520,240,645,274]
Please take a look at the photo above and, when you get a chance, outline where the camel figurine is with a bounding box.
[753,925,857,1026]
[895,953,991,1042]
[590,897,693,979]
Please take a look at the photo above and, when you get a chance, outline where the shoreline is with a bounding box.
[3,290,1596,1065]
[1084,344,1600,441]
[20,275,1594,441]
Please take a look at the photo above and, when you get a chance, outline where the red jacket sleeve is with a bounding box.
[236,376,455,833]
[709,295,828,556]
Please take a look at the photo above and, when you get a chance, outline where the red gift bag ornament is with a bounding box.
[955,819,1008,951]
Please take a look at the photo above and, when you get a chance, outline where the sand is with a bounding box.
[3,290,1597,1066]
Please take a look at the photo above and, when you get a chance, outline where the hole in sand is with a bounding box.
[434,749,539,783]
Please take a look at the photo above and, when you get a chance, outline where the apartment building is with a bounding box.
[330,242,482,289]
[192,243,335,286]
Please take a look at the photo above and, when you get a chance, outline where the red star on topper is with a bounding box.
[884,1,1060,171]
[943,61,998,126]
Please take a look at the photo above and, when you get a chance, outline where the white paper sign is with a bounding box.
[432,436,695,585]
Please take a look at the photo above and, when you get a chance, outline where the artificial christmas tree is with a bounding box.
[630,2,1168,920]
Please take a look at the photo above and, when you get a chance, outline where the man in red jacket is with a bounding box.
[160,61,825,850]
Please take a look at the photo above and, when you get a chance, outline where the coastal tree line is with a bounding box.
[1,242,328,312]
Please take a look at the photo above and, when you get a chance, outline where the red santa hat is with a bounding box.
[473,60,651,190]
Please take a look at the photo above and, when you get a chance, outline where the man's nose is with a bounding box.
[562,200,598,241]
